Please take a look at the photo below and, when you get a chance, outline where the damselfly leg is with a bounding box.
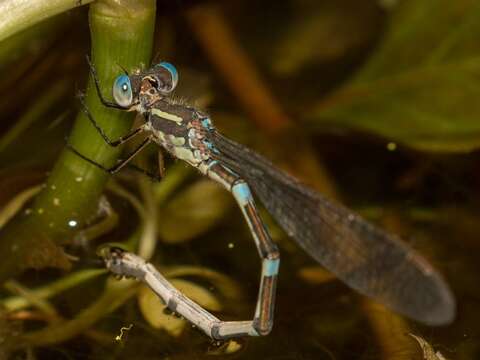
[78,94,146,147]
[66,137,158,178]
[66,108,161,180]
[86,56,127,110]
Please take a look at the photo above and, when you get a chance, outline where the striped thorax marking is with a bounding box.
[151,108,184,125]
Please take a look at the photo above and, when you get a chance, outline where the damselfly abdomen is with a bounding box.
[69,58,455,340]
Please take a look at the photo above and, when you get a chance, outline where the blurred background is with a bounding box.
[0,0,479,359]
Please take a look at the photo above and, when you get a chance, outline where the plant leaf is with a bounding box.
[158,180,232,244]
[309,0,480,152]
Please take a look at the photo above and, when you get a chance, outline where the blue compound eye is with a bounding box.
[112,74,133,107]
[156,61,178,92]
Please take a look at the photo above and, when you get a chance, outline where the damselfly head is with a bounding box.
[111,62,178,109]
[123,62,179,112]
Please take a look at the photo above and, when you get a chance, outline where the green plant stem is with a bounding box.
[0,0,94,42]
[2,269,106,312]
[14,278,138,348]
[0,0,156,283]
[0,80,69,152]
[4,280,59,318]
[0,185,42,228]
[153,162,193,204]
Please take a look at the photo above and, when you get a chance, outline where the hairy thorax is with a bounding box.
[145,99,214,171]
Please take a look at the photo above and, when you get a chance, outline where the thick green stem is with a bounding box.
[0,0,156,283]
[36,0,156,240]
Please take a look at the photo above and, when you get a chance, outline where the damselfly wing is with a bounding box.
[208,130,455,325]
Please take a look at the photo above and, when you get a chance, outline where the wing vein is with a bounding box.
[208,130,455,325]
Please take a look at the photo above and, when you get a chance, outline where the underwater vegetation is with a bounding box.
[0,0,479,359]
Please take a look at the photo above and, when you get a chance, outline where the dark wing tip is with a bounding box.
[412,274,456,326]
[379,254,456,326]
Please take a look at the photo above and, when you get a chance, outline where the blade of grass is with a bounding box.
[0,0,94,42]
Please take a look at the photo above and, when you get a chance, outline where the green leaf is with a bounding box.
[309,0,480,152]
[158,180,233,244]
[138,279,222,337]
[269,1,378,76]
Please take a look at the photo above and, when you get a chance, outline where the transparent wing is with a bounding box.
[209,131,455,325]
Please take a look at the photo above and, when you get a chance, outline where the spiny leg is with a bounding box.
[86,55,126,110]
[206,161,280,338]
[127,163,163,182]
[66,137,161,181]
[75,90,158,179]
[78,94,145,147]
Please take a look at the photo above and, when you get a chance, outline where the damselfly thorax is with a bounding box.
[115,63,216,172]
[145,100,213,170]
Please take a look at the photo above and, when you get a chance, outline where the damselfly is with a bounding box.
[68,58,455,340]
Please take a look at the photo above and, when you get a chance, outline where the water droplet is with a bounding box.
[51,185,56,190]
[386,142,397,151]
[53,198,60,206]
[228,243,235,249]
[68,220,78,227]
[75,176,83,182]
[37,208,44,214]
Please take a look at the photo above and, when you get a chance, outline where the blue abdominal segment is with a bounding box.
[232,181,253,206]
[264,258,280,276]
[201,117,213,130]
